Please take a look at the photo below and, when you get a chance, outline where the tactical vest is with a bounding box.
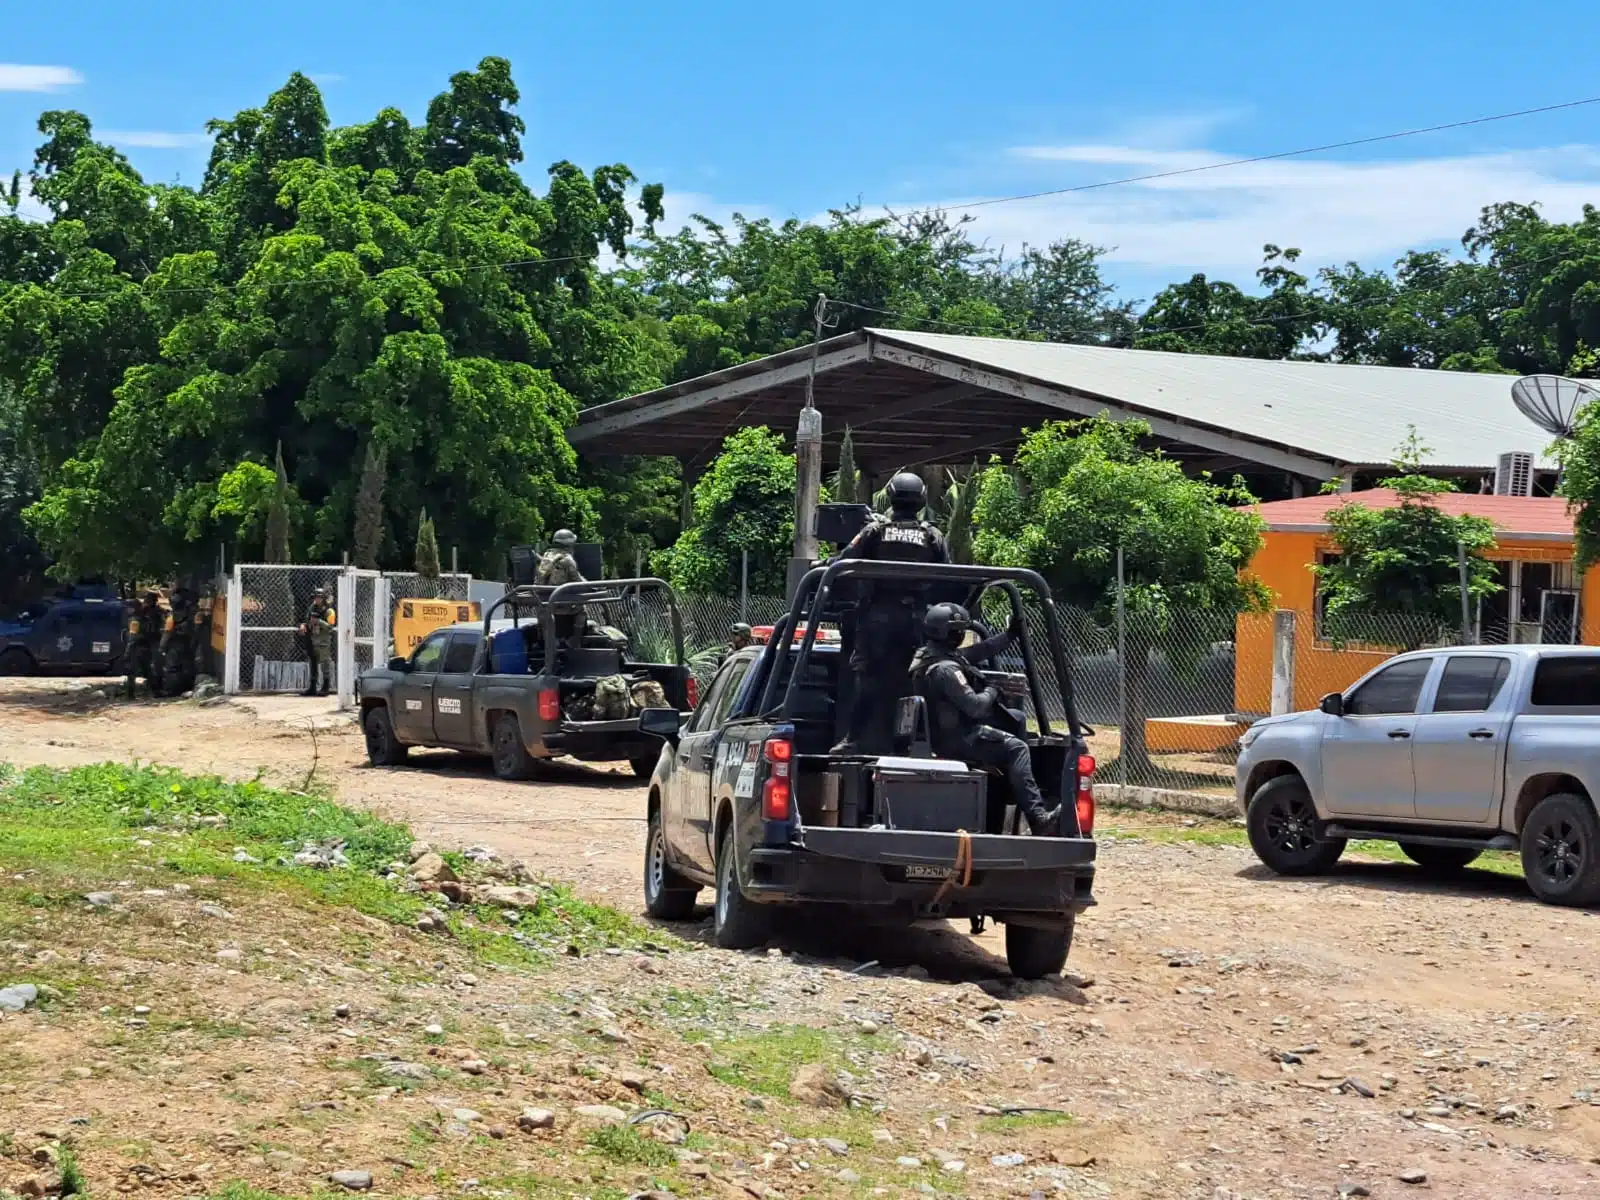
[871,516,943,563]
[910,645,987,748]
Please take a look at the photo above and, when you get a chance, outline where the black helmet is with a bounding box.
[552,529,577,547]
[923,602,971,646]
[886,471,927,514]
[730,623,752,637]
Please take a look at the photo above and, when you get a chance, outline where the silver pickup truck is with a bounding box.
[1236,644,1600,906]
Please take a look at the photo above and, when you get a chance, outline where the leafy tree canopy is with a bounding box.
[1316,433,1501,642]
[0,59,667,580]
[653,426,800,595]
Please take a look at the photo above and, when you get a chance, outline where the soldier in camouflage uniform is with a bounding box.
[299,587,337,697]
[124,590,162,699]
[535,530,585,585]
[537,530,587,653]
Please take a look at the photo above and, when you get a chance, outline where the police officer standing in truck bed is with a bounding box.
[832,472,949,755]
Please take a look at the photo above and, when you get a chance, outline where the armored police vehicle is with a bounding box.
[639,559,1099,979]
[357,579,693,780]
[0,587,127,676]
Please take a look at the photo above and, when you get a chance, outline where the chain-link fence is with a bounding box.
[647,590,1516,797]
[229,565,470,694]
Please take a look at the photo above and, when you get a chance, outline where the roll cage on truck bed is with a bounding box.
[639,558,1099,979]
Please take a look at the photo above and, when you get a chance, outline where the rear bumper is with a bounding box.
[741,827,1096,920]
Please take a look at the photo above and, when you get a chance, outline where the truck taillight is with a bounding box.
[1075,753,1096,836]
[762,777,791,820]
[538,689,560,721]
[686,677,699,708]
[762,736,793,819]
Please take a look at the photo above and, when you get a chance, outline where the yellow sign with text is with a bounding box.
[393,600,481,655]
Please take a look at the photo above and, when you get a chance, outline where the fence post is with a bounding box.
[224,569,243,695]
[1116,546,1127,802]
[1271,610,1297,715]
[336,568,357,710]
[373,575,391,670]
[740,549,749,623]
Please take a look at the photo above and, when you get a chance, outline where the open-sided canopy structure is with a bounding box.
[571,328,1546,487]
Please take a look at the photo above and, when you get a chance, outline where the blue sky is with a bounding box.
[5,0,1600,303]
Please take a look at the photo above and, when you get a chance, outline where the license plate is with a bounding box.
[904,864,949,880]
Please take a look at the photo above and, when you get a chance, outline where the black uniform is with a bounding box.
[833,512,950,754]
[911,629,1058,836]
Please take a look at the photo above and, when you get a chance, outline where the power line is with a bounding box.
[915,95,1600,215]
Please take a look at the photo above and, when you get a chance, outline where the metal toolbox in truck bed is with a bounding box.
[872,756,987,833]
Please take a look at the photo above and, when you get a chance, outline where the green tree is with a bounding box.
[1,62,665,581]
[626,208,1131,383]
[265,442,292,563]
[351,439,387,569]
[973,417,1267,780]
[414,507,441,581]
[1316,433,1500,646]
[1136,245,1323,358]
[833,426,861,504]
[655,426,799,595]
[940,463,977,564]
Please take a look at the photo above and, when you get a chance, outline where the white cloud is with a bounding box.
[0,64,82,92]
[99,130,213,150]
[309,73,345,85]
[913,139,1600,281]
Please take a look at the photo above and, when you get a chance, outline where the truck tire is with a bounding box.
[713,825,771,950]
[1399,842,1481,874]
[643,806,698,920]
[1005,917,1074,980]
[491,713,538,781]
[363,705,408,767]
[631,754,659,780]
[1246,775,1345,876]
[0,648,36,676]
[1520,792,1600,907]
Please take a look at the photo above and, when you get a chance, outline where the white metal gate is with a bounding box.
[225,565,471,706]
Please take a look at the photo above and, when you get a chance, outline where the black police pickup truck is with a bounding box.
[638,560,1098,979]
[358,579,694,780]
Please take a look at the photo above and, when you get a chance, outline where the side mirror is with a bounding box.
[388,656,410,672]
[1318,692,1344,716]
[638,707,681,744]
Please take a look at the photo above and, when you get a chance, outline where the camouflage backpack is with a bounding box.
[629,679,668,713]
[593,674,631,720]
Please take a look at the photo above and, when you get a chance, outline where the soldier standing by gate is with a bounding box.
[299,586,337,697]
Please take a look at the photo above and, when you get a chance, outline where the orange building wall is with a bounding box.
[1235,531,1600,714]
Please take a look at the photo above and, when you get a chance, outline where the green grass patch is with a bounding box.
[977,1110,1073,1133]
[703,1025,847,1098]
[585,1124,674,1168]
[1100,811,1523,878]
[0,762,653,972]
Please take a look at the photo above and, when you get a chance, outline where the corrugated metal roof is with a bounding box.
[1248,488,1576,541]
[871,329,1554,470]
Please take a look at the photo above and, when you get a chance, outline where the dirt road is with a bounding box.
[5,680,1600,1198]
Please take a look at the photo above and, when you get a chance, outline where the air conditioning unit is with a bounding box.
[1494,451,1534,497]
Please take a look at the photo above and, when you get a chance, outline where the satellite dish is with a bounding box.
[1511,375,1598,439]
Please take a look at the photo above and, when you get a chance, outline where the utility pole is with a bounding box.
[788,293,828,596]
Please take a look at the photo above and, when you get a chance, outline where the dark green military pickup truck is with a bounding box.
[357,579,693,780]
